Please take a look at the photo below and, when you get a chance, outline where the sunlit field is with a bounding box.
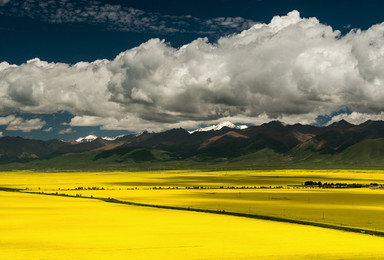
[58,188,384,232]
[2,169,384,190]
[2,170,384,259]
[2,190,384,259]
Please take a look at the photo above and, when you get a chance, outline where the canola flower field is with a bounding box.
[1,169,384,259]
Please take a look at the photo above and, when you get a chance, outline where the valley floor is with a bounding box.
[2,169,384,259]
[2,190,384,259]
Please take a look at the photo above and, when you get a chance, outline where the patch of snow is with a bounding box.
[102,134,124,141]
[238,125,248,130]
[76,134,124,143]
[76,135,98,143]
[189,121,248,134]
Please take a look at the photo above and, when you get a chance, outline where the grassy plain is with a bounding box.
[2,169,384,258]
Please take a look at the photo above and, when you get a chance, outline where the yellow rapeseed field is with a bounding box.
[2,190,384,259]
[2,170,384,259]
[1,169,384,190]
[59,188,384,232]
[2,170,384,231]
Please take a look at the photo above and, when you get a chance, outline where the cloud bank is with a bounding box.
[2,11,384,131]
[0,115,46,132]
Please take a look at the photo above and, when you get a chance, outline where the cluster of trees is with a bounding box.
[304,181,382,188]
[304,181,323,186]
[74,186,104,190]
[152,186,180,190]
[151,185,284,190]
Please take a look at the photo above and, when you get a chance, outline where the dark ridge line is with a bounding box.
[2,188,384,238]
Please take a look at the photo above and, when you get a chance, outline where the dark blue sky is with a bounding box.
[1,0,384,140]
[1,0,383,65]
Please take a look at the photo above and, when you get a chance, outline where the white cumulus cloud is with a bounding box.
[43,127,53,132]
[0,58,120,117]
[2,11,384,131]
[0,115,46,132]
[58,128,73,134]
[328,112,384,125]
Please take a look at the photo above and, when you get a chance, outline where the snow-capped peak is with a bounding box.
[188,121,248,134]
[75,134,124,143]
[102,135,124,141]
[76,135,98,143]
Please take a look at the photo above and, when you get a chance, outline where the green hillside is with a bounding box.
[3,120,384,171]
[2,138,384,171]
[335,138,384,167]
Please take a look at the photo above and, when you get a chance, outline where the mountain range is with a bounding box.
[2,120,384,170]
